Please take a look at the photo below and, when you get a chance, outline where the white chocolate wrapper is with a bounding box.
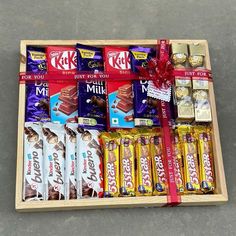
[23,122,44,201]
[43,123,65,200]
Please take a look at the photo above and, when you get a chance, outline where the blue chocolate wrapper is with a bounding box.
[78,81,106,130]
[25,82,50,122]
[133,80,160,126]
[76,44,104,72]
[26,47,47,73]
[129,46,156,73]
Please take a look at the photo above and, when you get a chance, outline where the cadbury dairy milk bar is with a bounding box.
[129,46,160,126]
[65,123,78,200]
[77,44,106,130]
[25,82,50,122]
[26,47,50,122]
[23,122,44,201]
[133,80,160,126]
[78,81,106,130]
[77,128,103,198]
[43,123,65,200]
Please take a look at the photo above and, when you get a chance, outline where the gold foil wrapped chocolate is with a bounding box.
[189,43,205,68]
[171,43,188,65]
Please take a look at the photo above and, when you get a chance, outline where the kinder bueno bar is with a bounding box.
[25,81,50,122]
[76,43,104,72]
[78,80,106,130]
[65,123,78,200]
[100,132,120,197]
[133,80,160,127]
[27,46,47,73]
[23,122,44,201]
[47,46,78,124]
[129,46,155,73]
[43,123,65,200]
[77,128,103,198]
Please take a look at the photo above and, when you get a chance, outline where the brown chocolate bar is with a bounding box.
[117,94,133,103]
[118,84,132,94]
[116,100,133,113]
[58,103,77,115]
[59,93,78,106]
[61,85,77,97]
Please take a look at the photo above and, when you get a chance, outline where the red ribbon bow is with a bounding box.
[137,55,174,88]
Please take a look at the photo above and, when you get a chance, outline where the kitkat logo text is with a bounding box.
[108,51,131,70]
[50,50,76,70]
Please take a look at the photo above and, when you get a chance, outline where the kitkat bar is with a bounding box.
[104,46,134,129]
[46,46,78,124]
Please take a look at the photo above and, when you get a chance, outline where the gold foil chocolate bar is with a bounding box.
[194,126,215,193]
[101,132,120,197]
[178,125,200,193]
[119,132,136,196]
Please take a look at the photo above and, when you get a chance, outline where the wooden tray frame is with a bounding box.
[16,40,228,212]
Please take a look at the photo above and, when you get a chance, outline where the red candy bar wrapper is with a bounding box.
[23,122,44,201]
[77,129,103,198]
[104,47,134,129]
[65,123,78,200]
[46,46,78,124]
[43,123,65,200]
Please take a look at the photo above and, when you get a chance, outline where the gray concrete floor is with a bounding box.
[0,0,236,235]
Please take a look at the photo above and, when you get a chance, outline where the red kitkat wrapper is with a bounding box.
[46,46,78,124]
[103,47,134,129]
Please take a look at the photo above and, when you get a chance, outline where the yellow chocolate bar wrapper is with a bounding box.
[150,134,167,196]
[101,132,120,197]
[178,126,200,193]
[120,133,136,197]
[195,126,215,193]
[173,133,185,194]
[135,132,153,196]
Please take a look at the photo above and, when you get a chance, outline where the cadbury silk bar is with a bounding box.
[65,123,78,200]
[129,46,160,126]
[77,129,104,198]
[43,123,65,200]
[25,47,50,122]
[76,44,106,130]
[23,122,44,201]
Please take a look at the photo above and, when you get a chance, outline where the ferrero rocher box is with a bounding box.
[16,40,228,212]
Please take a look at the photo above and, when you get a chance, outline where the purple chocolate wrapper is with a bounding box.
[25,82,50,122]
[129,46,156,73]
[133,80,160,126]
[78,80,106,130]
[27,47,47,73]
[76,44,104,72]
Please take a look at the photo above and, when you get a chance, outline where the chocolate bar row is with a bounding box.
[23,122,103,201]
[25,42,211,130]
[23,122,214,201]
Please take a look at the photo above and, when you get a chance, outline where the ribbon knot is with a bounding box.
[137,55,174,89]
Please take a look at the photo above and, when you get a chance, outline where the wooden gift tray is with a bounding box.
[16,40,228,212]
